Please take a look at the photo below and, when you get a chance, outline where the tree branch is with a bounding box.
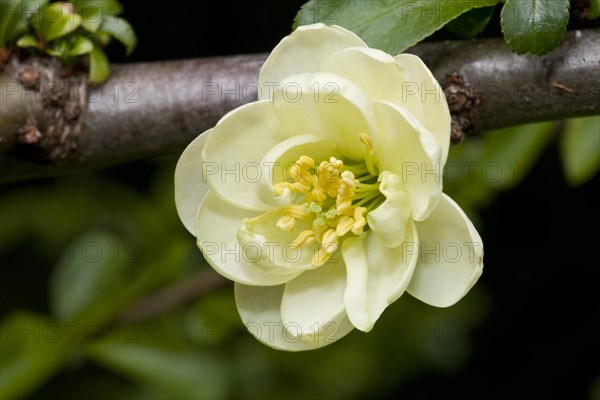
[1,29,598,184]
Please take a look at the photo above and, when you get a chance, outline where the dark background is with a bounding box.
[112,1,600,397]
[2,1,598,399]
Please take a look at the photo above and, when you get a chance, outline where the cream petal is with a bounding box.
[408,193,484,307]
[237,207,318,273]
[280,254,349,342]
[367,171,412,247]
[273,72,376,161]
[394,54,451,167]
[254,134,341,207]
[320,47,425,123]
[235,282,354,351]
[342,221,418,332]
[196,192,301,286]
[258,23,367,99]
[373,100,443,221]
[201,100,289,211]
[175,129,212,236]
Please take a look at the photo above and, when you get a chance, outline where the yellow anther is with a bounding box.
[286,204,312,220]
[313,247,334,267]
[322,228,339,254]
[313,224,328,243]
[340,170,357,188]
[296,155,315,169]
[289,164,312,184]
[337,184,354,199]
[309,187,328,203]
[329,157,344,169]
[336,215,355,236]
[270,152,386,267]
[353,206,367,220]
[336,198,352,215]
[291,230,314,249]
[358,133,373,150]
[351,207,368,235]
[317,160,340,181]
[290,181,311,193]
[276,214,295,232]
[273,182,291,195]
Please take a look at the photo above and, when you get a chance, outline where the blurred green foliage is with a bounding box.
[1,0,136,83]
[1,116,597,399]
[295,0,599,56]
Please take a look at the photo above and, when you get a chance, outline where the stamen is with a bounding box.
[273,182,291,195]
[286,204,312,219]
[352,207,367,235]
[340,170,357,188]
[359,133,377,176]
[291,181,311,193]
[321,229,339,253]
[296,155,315,169]
[276,215,295,232]
[269,146,387,267]
[313,247,333,267]
[336,215,354,236]
[313,224,328,243]
[291,230,315,249]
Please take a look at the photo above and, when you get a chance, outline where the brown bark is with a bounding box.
[1,29,598,184]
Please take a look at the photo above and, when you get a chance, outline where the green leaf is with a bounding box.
[88,44,109,83]
[445,5,496,38]
[481,121,557,190]
[500,0,570,55]
[72,0,123,17]
[81,16,103,32]
[561,116,600,186]
[69,35,93,55]
[16,34,41,49]
[74,0,126,32]
[0,311,71,400]
[86,322,230,399]
[49,231,129,323]
[99,16,136,55]
[590,0,600,19]
[294,0,501,54]
[46,40,68,57]
[0,0,48,47]
[35,2,82,42]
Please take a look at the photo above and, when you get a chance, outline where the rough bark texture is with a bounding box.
[1,29,598,184]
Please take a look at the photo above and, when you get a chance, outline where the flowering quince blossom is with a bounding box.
[175,24,483,351]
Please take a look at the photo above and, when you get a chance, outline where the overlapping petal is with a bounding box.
[258,23,367,97]
[235,282,355,351]
[254,134,341,207]
[280,253,348,342]
[395,54,451,166]
[373,100,442,221]
[174,129,211,235]
[196,192,301,286]
[367,171,412,247]
[237,208,317,273]
[273,72,376,161]
[201,101,289,211]
[320,47,425,122]
[342,221,418,332]
[407,194,484,307]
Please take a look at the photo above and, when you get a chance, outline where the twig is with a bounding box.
[1,29,599,184]
[116,268,228,325]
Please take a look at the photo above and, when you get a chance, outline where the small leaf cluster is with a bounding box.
[294,0,600,56]
[0,0,136,83]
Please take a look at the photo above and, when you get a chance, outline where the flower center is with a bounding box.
[273,133,385,266]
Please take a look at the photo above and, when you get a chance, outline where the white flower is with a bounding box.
[175,24,483,351]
